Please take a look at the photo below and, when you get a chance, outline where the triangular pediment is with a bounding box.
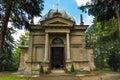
[41,17,75,27]
[49,21,66,24]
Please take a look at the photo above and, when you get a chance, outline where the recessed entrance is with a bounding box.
[51,37,65,69]
[51,47,64,69]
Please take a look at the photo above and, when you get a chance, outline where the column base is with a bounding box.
[66,59,72,62]
[43,60,49,63]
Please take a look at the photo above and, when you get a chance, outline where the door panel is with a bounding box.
[51,47,64,69]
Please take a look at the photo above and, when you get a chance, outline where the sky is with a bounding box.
[13,0,93,41]
[35,0,93,25]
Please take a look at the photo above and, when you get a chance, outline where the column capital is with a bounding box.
[66,32,70,34]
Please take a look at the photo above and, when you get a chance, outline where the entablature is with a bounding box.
[45,28,70,33]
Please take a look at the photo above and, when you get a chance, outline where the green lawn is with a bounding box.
[0,75,26,80]
[0,71,120,80]
[0,72,33,80]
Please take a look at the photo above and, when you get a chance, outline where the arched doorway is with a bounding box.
[51,38,65,69]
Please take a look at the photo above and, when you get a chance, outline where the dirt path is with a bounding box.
[80,72,120,80]
[37,76,81,80]
[36,72,120,80]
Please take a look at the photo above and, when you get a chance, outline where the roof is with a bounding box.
[40,9,75,22]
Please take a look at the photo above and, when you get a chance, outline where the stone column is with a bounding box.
[28,35,33,62]
[44,33,49,61]
[24,35,33,74]
[66,33,71,61]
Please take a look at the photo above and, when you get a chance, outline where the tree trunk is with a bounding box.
[113,0,120,34]
[0,4,12,57]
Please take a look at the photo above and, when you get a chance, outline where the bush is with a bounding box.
[70,64,75,73]
[39,65,44,74]
[102,68,111,71]
[108,53,120,71]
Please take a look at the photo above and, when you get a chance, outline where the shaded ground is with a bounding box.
[0,71,120,80]
[80,71,120,80]
[36,71,120,80]
[37,76,81,80]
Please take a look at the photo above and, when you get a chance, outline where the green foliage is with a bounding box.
[86,17,118,48]
[107,38,120,71]
[0,28,15,71]
[12,32,29,71]
[80,0,119,22]
[12,48,21,70]
[0,0,44,29]
[86,17,119,70]
[102,68,111,71]
[17,31,29,46]
[0,0,44,70]
[70,64,75,72]
[39,65,44,73]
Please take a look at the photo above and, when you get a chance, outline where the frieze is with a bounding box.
[71,44,82,48]
[33,44,45,48]
[45,28,70,33]
[30,33,45,36]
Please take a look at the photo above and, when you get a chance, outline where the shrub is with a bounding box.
[39,65,44,74]
[70,64,75,73]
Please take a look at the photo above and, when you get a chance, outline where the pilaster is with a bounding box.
[66,33,71,62]
[44,33,49,62]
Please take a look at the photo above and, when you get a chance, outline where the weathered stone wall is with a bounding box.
[32,46,44,62]
[31,33,45,62]
[70,30,88,61]
[33,35,45,44]
[18,47,28,73]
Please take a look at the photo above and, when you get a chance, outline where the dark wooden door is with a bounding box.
[51,47,64,69]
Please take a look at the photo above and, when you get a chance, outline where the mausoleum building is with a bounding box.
[18,9,95,74]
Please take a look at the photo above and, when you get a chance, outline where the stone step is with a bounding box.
[48,73,70,76]
[51,69,65,74]
[48,69,71,76]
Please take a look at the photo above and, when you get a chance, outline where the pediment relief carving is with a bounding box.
[41,17,74,27]
[49,21,66,24]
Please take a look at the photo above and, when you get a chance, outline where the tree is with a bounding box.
[80,0,120,34]
[12,47,21,71]
[86,17,118,69]
[83,0,120,70]
[0,0,44,58]
[108,48,120,71]
[12,31,29,71]
[17,32,29,46]
[0,27,15,71]
[106,37,120,71]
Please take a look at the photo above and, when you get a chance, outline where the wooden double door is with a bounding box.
[51,47,65,69]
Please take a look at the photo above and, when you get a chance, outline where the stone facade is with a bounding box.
[18,9,95,74]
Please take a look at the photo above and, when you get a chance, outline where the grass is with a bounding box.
[0,75,26,80]
[0,72,34,80]
[102,68,111,71]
